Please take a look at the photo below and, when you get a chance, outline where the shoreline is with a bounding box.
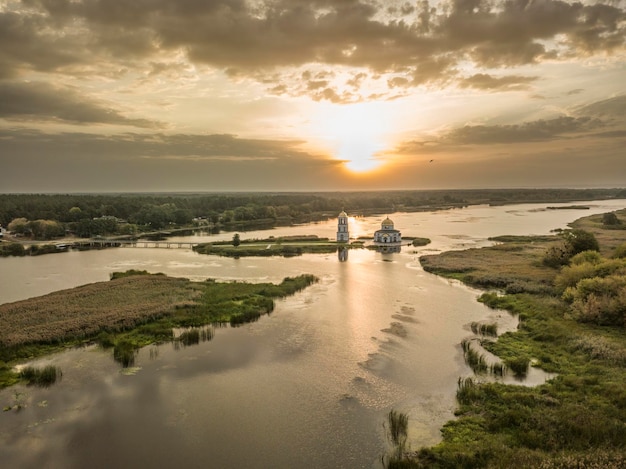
[400,208,626,467]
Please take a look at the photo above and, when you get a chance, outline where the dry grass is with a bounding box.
[420,238,558,294]
[0,275,203,348]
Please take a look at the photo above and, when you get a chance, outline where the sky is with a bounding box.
[0,0,625,193]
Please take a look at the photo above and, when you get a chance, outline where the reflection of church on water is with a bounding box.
[336,211,403,259]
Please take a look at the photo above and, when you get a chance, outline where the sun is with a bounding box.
[311,101,393,173]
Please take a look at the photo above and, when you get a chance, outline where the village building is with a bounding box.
[374,217,402,244]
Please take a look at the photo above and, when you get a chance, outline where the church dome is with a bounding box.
[339,211,348,217]
[381,217,394,228]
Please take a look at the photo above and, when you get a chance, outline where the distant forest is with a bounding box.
[1,188,625,239]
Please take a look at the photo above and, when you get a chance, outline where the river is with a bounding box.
[0,200,624,468]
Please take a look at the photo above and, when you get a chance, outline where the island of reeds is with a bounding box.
[385,209,626,468]
[0,270,317,387]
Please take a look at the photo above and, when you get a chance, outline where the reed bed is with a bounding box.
[470,321,498,337]
[0,272,317,371]
[383,409,410,468]
[174,326,214,349]
[19,365,62,387]
[0,275,200,350]
[460,338,488,374]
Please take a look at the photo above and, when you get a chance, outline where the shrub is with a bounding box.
[544,230,599,267]
[0,243,26,257]
[569,250,602,266]
[613,243,626,259]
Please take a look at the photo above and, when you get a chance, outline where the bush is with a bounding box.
[544,230,599,268]
[613,243,626,259]
[0,243,26,257]
[569,250,602,266]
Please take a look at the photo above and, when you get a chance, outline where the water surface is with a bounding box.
[1,200,624,468]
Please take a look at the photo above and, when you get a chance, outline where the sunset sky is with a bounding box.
[1,0,625,192]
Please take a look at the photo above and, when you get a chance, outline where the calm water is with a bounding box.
[1,200,624,468]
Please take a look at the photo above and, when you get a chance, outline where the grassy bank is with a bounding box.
[0,270,317,387]
[400,209,626,468]
[193,234,362,257]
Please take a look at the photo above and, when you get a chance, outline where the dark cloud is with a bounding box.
[4,0,624,100]
[0,81,161,128]
[0,128,318,162]
[444,116,603,145]
[0,11,84,78]
[459,74,538,91]
[0,127,342,192]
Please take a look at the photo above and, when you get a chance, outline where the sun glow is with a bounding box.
[311,101,395,173]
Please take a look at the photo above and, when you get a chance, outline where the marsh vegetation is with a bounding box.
[18,365,62,387]
[383,409,410,468]
[400,209,626,467]
[0,271,317,379]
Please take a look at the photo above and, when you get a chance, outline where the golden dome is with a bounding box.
[339,211,348,217]
[382,217,394,227]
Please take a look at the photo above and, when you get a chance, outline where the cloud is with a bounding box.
[444,116,603,145]
[394,96,625,153]
[0,128,343,192]
[575,95,626,120]
[4,0,624,100]
[0,128,320,162]
[0,81,162,128]
[459,74,539,91]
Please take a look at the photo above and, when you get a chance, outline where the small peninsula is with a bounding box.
[0,271,317,388]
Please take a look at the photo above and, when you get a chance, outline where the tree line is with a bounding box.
[1,189,624,240]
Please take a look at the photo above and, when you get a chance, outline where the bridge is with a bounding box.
[70,239,200,249]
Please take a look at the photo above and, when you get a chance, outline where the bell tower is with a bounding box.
[336,211,350,242]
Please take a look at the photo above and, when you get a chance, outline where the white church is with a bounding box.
[336,211,402,245]
[336,210,350,242]
[373,216,402,244]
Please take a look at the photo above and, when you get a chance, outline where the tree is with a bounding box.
[564,229,599,255]
[69,206,83,221]
[7,218,30,235]
[232,233,241,247]
[544,229,599,268]
[28,219,65,240]
[602,212,621,226]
